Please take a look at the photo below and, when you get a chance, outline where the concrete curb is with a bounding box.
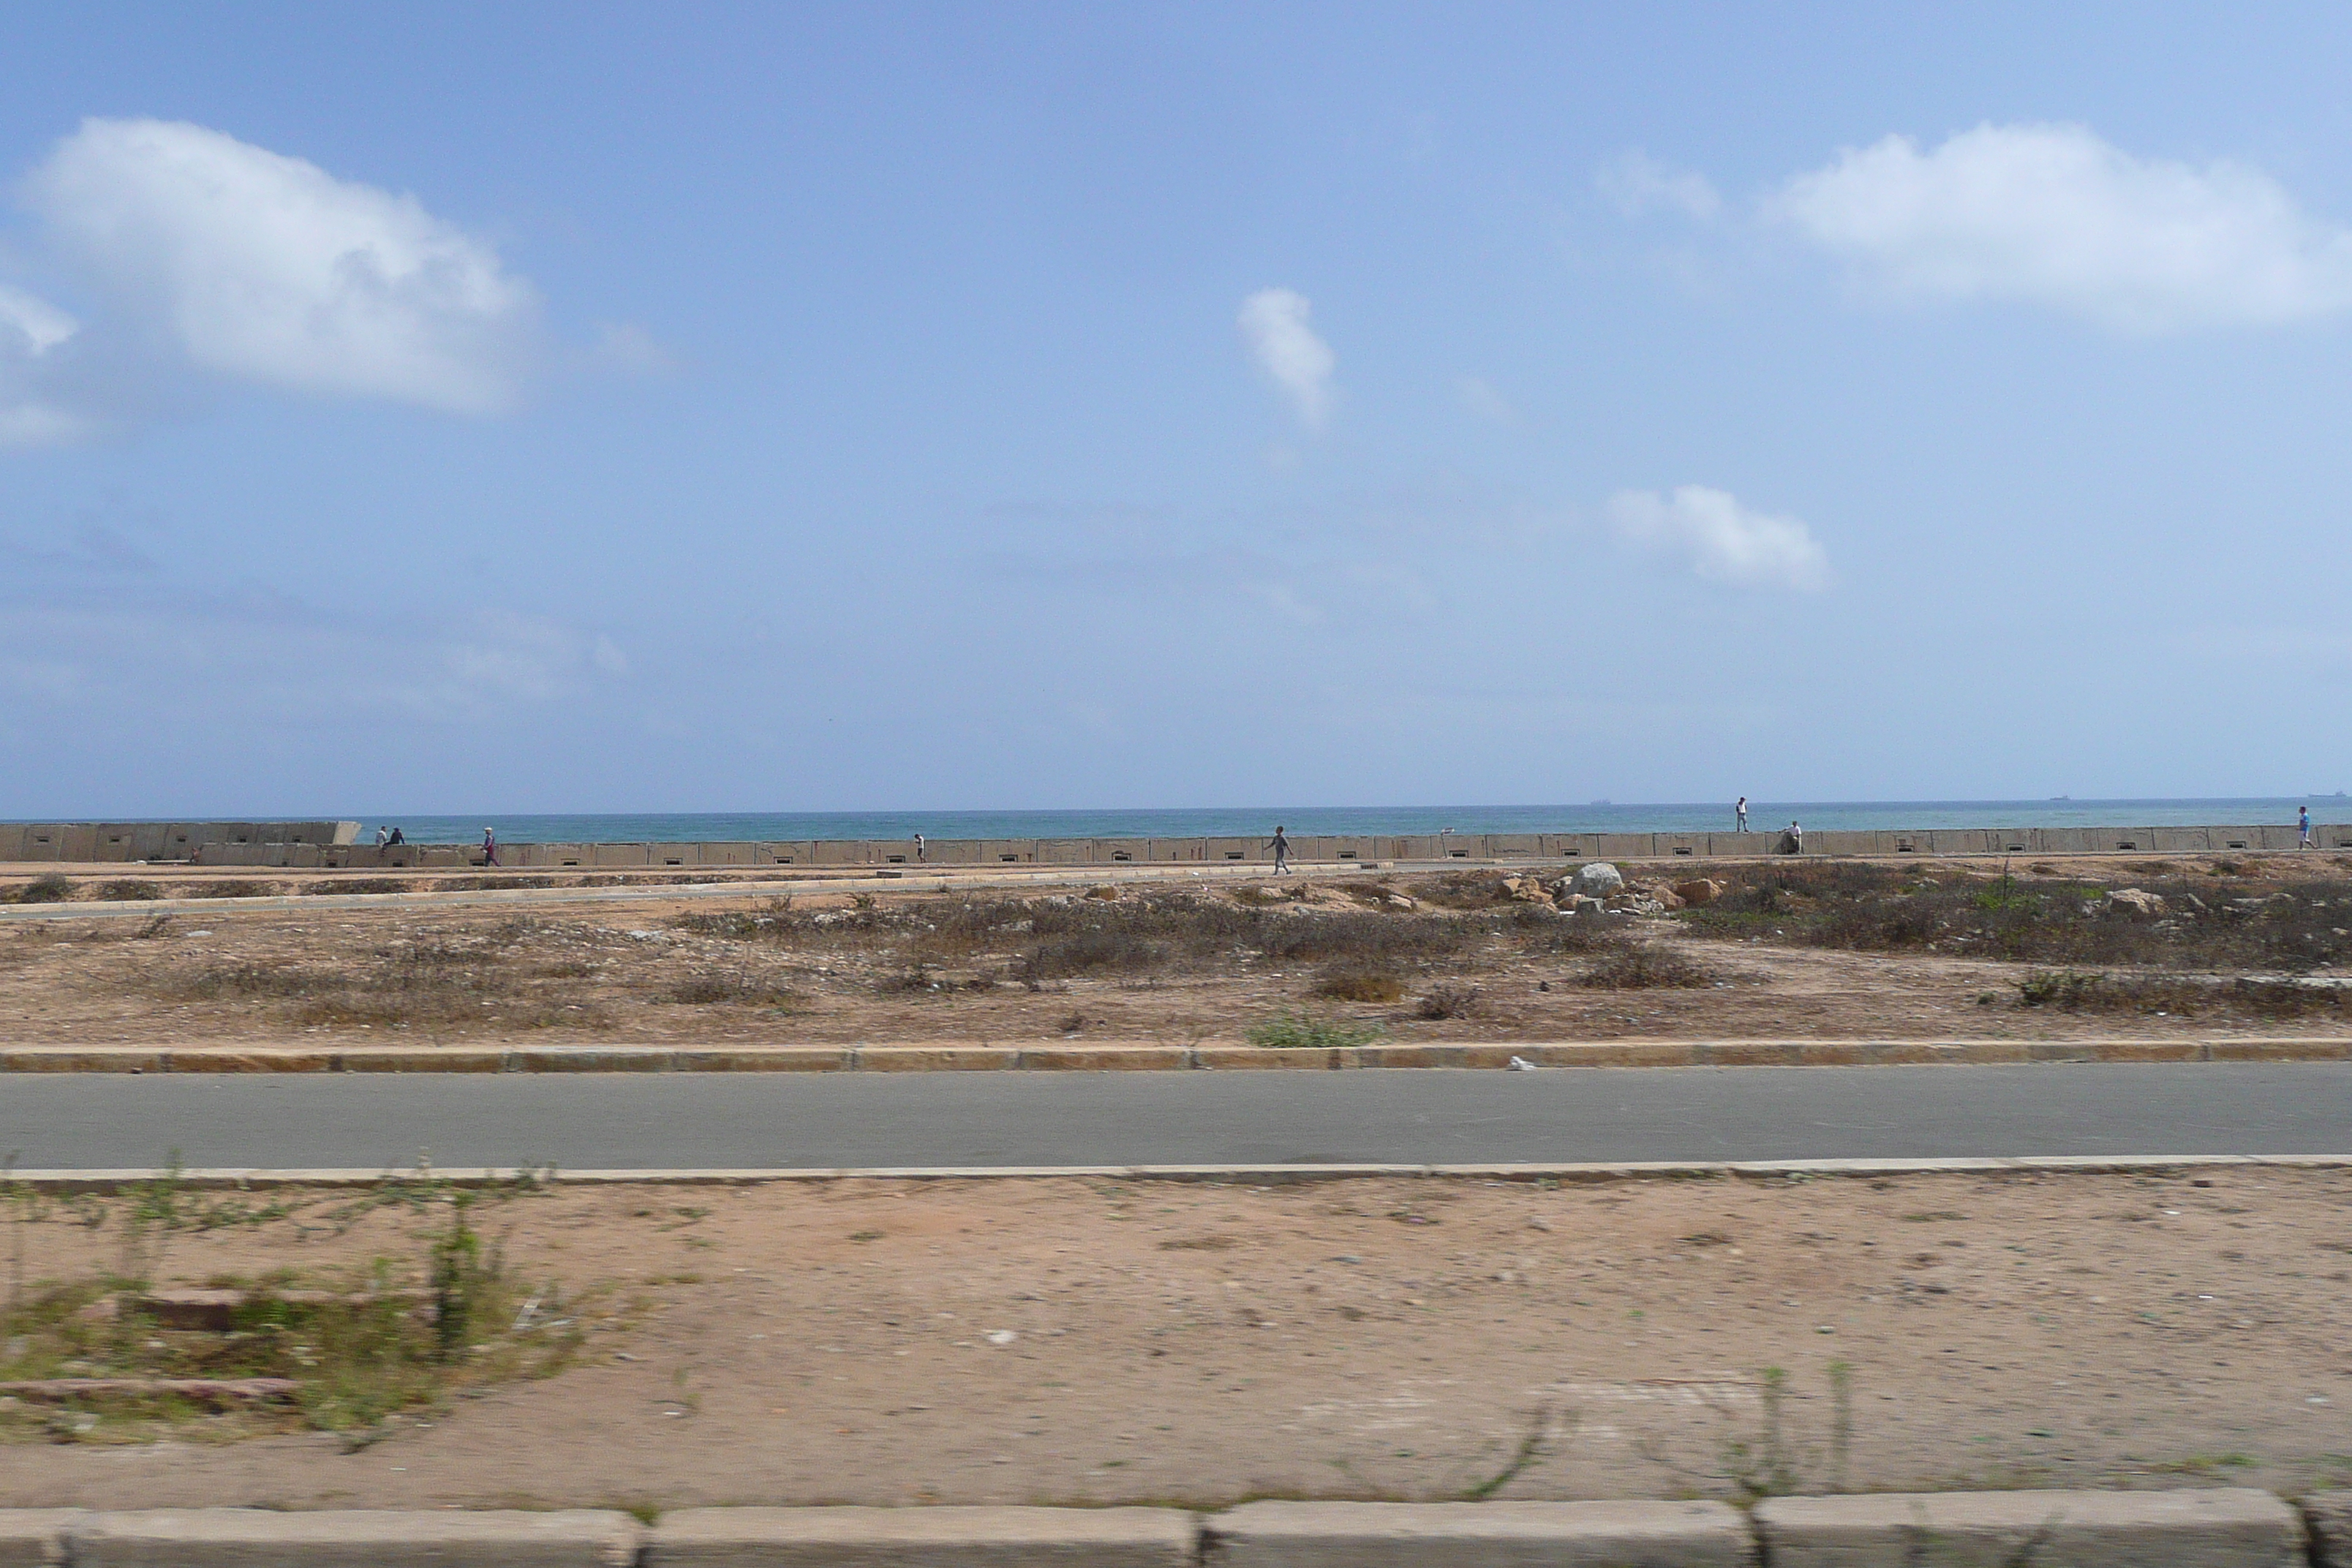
[1205,1499,1754,1566]
[649,1506,1194,1567]
[4,1037,2350,1074]
[6,1154,2348,1192]
[0,1495,2342,1568]
[1755,1488,2303,1567]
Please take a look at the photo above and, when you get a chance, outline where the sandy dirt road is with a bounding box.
[4,1169,2348,1509]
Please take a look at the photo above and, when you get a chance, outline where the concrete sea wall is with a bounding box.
[140,821,2352,868]
[4,821,2342,866]
[0,822,356,863]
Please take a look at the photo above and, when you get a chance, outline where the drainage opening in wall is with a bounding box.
[1112,852,1132,862]
[1449,849,1469,857]
[1338,850,1357,859]
[2227,841,2248,849]
[1225,851,1243,859]
[886,855,905,863]
[663,859,684,867]
[1672,846,1693,855]
[561,859,581,867]
[1000,853,1019,862]
[2116,841,2137,851]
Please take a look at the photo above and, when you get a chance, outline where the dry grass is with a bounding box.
[1686,859,2352,973]
[2016,969,2348,1019]
[1311,964,1406,1003]
[1578,942,1720,990]
[140,923,608,1031]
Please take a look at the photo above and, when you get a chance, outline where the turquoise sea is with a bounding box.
[369,799,2349,845]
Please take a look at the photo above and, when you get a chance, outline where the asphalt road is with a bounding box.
[2,1063,2348,1171]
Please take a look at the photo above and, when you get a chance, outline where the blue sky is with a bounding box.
[4,3,2348,815]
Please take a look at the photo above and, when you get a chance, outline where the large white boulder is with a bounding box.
[1572,862,1624,898]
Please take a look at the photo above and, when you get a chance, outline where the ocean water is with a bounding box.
[368,799,2350,845]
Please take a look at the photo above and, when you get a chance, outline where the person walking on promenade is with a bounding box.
[1268,825,1291,875]
[914,832,926,862]
[482,826,500,868]
[2301,806,2313,848]
[1735,796,1749,832]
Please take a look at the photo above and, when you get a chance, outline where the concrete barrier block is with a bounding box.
[1096,839,1148,864]
[2152,827,2212,853]
[2212,827,2259,852]
[91,823,138,862]
[1754,1487,2299,1568]
[0,826,24,862]
[1591,834,1655,859]
[2032,829,2094,854]
[981,840,1036,863]
[1289,837,1341,863]
[0,1510,82,1568]
[916,839,983,865]
[19,825,64,860]
[1656,834,1706,859]
[591,843,650,867]
[696,842,757,867]
[1386,836,1444,860]
[2255,826,2302,851]
[813,840,874,865]
[758,841,814,866]
[1328,839,1375,862]
[1147,837,1206,862]
[1035,838,1093,864]
[1201,837,1261,864]
[1705,832,1767,856]
[1485,834,1544,857]
[126,823,169,859]
[68,1509,641,1568]
[647,844,701,868]
[1206,1499,1752,1567]
[651,1505,1194,1567]
[59,824,98,859]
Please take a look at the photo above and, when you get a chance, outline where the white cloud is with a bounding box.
[1607,486,1831,592]
[1237,287,1334,427]
[23,118,536,411]
[1771,122,2352,333]
[1597,151,1721,220]
[0,283,86,447]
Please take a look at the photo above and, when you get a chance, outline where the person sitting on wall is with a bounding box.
[1779,821,1803,854]
[385,827,404,846]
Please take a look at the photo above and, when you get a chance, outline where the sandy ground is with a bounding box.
[1,858,2346,1049]
[4,1169,2350,1509]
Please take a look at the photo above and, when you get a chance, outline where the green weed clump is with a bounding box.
[1247,1013,1383,1049]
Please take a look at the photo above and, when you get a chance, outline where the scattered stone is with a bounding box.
[1500,875,1554,904]
[2103,888,2167,919]
[1382,894,1417,911]
[1674,878,1722,905]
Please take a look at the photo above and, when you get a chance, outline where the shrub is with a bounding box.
[1417,981,1481,1019]
[1580,943,1719,990]
[1247,1013,1383,1049]
[665,973,803,1008]
[2017,969,2342,1019]
[1312,964,1404,1003]
[98,879,163,901]
[18,873,73,903]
